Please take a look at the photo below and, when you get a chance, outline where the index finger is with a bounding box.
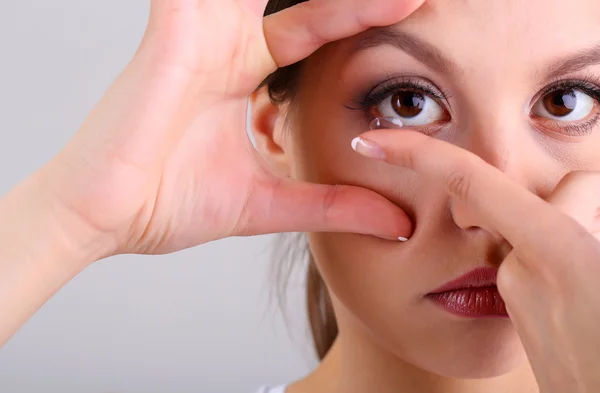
[263,0,425,68]
[355,129,560,247]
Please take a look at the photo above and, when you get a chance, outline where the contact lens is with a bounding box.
[369,117,404,130]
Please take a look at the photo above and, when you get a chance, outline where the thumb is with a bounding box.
[546,171,600,234]
[240,178,413,241]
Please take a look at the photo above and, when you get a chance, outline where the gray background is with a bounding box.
[0,1,316,392]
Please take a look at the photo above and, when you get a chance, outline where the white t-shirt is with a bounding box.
[254,385,287,393]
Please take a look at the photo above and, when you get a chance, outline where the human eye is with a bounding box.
[531,76,600,136]
[345,76,451,134]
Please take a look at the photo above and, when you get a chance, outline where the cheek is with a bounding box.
[289,107,426,321]
[288,98,419,200]
[306,232,413,336]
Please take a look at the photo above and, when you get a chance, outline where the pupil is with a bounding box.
[392,91,425,118]
[543,89,576,117]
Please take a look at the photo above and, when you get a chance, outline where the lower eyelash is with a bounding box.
[558,112,600,136]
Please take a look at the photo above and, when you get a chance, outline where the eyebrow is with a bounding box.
[353,27,459,75]
[354,27,600,81]
[544,45,600,80]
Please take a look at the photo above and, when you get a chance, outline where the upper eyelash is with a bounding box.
[535,75,600,104]
[345,75,600,110]
[344,75,452,111]
[344,73,600,136]
[346,73,600,112]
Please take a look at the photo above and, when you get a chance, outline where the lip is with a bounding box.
[426,267,508,318]
[430,267,499,293]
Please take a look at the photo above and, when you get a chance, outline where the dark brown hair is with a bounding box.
[262,0,338,361]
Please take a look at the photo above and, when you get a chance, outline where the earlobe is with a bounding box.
[249,86,292,178]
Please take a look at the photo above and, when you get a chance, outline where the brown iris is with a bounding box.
[542,89,577,117]
[391,91,426,118]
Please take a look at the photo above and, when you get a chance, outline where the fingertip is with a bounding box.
[378,235,410,242]
[351,136,387,160]
[382,207,414,242]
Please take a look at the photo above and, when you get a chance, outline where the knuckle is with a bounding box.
[567,220,599,252]
[446,167,472,199]
[561,170,600,188]
[444,155,482,199]
[302,1,331,46]
[398,145,416,169]
[322,184,341,222]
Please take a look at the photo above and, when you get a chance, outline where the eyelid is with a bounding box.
[529,74,600,110]
[381,76,450,102]
[345,74,453,113]
[529,74,600,137]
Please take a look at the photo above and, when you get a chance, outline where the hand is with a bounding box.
[353,129,600,393]
[36,0,423,261]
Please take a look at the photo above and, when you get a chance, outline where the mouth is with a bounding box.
[425,267,509,318]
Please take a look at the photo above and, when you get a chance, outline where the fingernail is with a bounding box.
[351,137,386,160]
[380,235,410,242]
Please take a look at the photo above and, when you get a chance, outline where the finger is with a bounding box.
[263,0,425,67]
[241,177,413,240]
[546,171,600,234]
[353,129,560,247]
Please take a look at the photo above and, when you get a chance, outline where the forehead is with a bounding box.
[397,0,600,66]
[297,0,600,104]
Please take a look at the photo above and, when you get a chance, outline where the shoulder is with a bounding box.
[254,385,287,393]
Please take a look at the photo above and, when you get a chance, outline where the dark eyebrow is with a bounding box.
[353,27,600,83]
[353,27,459,75]
[544,45,600,80]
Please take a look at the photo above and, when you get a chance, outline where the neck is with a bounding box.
[291,331,539,393]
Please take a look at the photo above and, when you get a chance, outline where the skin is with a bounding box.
[251,0,600,392]
[0,0,420,353]
[0,1,599,393]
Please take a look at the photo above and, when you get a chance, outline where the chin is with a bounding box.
[346,298,530,380]
[414,324,528,379]
[387,311,530,379]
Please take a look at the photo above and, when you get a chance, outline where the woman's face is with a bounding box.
[260,0,600,379]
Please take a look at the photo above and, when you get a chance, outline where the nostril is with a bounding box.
[496,239,513,262]
[450,199,482,230]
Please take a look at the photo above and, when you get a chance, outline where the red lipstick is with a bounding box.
[426,267,508,317]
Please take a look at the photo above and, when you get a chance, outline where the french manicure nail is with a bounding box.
[380,235,410,242]
[351,137,386,160]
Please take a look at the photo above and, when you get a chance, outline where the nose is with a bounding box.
[448,120,541,231]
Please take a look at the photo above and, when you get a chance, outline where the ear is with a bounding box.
[249,86,292,178]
